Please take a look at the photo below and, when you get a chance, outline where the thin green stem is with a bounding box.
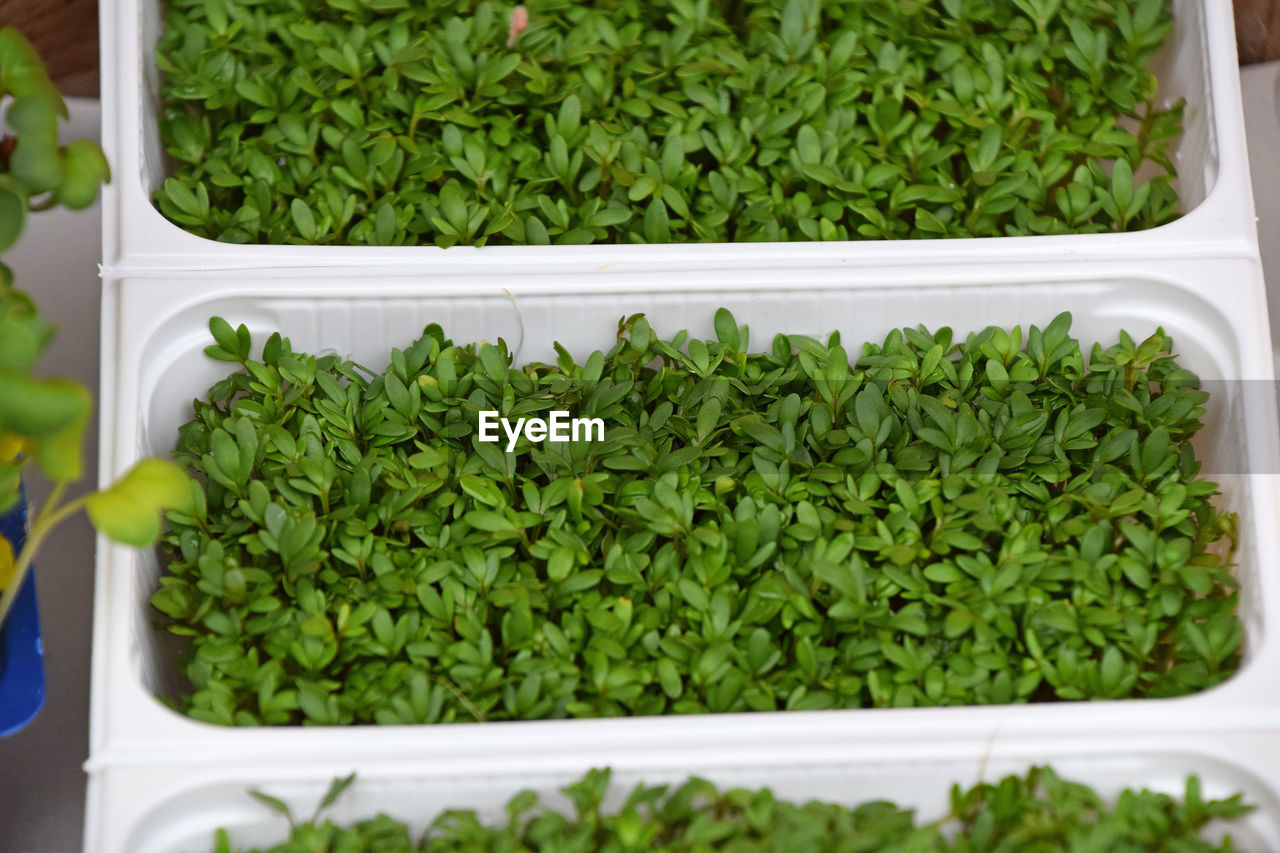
[0,481,89,630]
[26,194,59,213]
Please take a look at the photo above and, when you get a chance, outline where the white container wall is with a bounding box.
[90,258,1280,769]
[99,0,1258,275]
[91,0,1278,848]
[85,732,1280,853]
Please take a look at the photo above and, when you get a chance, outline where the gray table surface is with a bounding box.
[3,71,1280,852]
[1243,63,1280,377]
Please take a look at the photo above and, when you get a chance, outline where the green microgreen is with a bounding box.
[155,0,1182,246]
[154,310,1240,725]
[214,767,1254,852]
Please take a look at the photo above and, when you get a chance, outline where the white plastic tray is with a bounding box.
[90,259,1280,769]
[85,732,1280,853]
[99,0,1258,275]
[1240,60,1280,376]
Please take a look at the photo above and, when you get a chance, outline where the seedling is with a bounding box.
[155,0,1182,246]
[0,27,192,631]
[215,767,1252,851]
[154,310,1239,725]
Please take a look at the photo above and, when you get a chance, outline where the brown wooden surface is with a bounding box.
[0,0,100,96]
[1236,0,1280,65]
[2,1,1280,95]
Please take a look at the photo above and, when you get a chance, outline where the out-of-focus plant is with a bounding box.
[0,27,192,631]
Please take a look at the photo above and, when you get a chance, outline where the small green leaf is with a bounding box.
[247,789,293,820]
[316,773,357,814]
[290,198,317,241]
[0,178,28,254]
[86,458,194,546]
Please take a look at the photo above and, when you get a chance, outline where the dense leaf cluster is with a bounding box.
[216,767,1253,852]
[154,311,1241,725]
[157,0,1182,246]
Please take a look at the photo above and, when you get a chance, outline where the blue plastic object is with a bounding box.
[0,491,45,736]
